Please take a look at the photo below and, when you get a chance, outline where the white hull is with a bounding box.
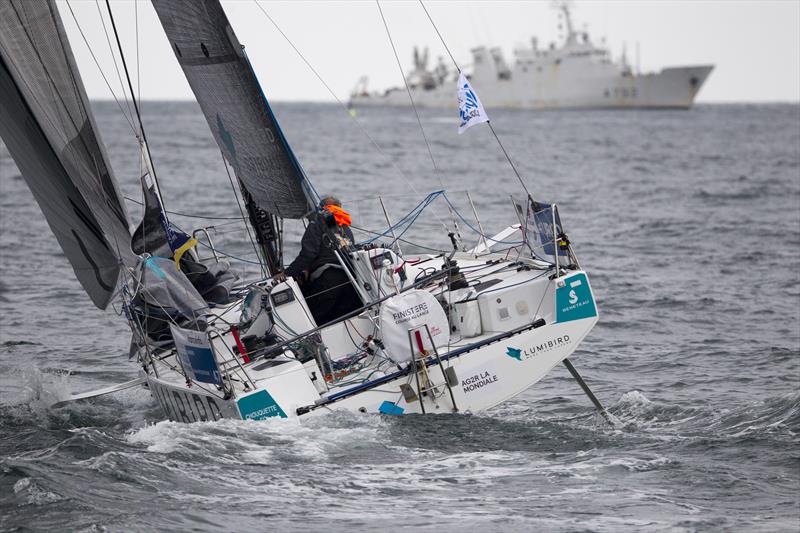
[351,65,713,111]
[143,259,599,422]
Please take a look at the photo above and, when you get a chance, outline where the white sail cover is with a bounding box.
[151,0,312,218]
[0,0,133,309]
[379,290,450,363]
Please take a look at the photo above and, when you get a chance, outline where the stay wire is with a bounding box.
[376,1,442,187]
[419,0,532,199]
[135,0,141,106]
[419,1,460,72]
[104,0,165,201]
[123,196,242,220]
[375,1,456,235]
[94,0,136,129]
[251,0,450,231]
[62,0,137,136]
[219,150,267,277]
[250,0,410,188]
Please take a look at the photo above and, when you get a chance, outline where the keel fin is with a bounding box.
[562,358,615,426]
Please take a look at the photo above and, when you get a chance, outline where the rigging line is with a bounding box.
[441,192,525,244]
[123,196,243,220]
[250,0,405,180]
[361,191,442,243]
[219,152,267,277]
[93,0,136,129]
[104,0,165,201]
[375,1,446,194]
[351,224,446,252]
[419,0,532,199]
[418,1,460,72]
[63,0,137,136]
[250,0,448,230]
[135,0,141,107]
[487,122,531,198]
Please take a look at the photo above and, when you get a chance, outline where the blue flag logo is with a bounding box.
[457,72,489,134]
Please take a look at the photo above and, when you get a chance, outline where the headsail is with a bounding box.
[0,0,133,309]
[151,0,314,219]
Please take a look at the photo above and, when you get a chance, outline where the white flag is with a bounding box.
[457,72,489,134]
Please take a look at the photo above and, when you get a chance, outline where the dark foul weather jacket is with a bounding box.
[284,212,355,281]
[284,212,361,325]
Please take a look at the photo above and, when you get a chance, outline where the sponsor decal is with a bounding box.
[151,383,225,422]
[462,370,499,394]
[556,273,597,323]
[506,347,523,361]
[391,301,429,325]
[170,325,223,386]
[237,389,287,420]
[507,335,572,361]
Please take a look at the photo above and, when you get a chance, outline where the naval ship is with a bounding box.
[350,3,713,110]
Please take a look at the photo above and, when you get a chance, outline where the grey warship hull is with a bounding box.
[350,4,713,111]
[352,65,713,110]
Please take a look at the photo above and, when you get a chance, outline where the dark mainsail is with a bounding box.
[0,0,133,309]
[151,0,314,221]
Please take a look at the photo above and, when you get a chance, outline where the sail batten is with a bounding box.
[0,0,132,309]
[151,0,313,219]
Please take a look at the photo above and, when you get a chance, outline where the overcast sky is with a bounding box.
[58,0,800,103]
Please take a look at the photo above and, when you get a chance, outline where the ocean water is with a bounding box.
[0,102,798,532]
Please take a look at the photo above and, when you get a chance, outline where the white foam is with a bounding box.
[12,477,63,505]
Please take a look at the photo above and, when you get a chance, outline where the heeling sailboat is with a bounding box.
[1,0,610,423]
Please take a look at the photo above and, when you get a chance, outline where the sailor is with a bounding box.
[276,196,361,325]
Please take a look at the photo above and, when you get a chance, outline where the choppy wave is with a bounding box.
[1,103,798,531]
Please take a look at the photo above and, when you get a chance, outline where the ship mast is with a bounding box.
[557,1,577,45]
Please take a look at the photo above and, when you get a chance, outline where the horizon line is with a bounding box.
[87,98,800,105]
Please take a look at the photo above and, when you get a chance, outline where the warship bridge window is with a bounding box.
[690,76,699,87]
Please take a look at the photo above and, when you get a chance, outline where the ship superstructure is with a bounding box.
[350,3,713,110]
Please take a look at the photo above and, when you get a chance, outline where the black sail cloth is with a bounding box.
[0,0,133,309]
[151,0,313,219]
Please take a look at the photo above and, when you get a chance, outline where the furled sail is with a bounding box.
[151,0,313,219]
[0,0,133,309]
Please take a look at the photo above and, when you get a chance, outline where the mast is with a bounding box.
[104,0,162,200]
[242,187,283,275]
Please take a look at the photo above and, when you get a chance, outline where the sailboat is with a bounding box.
[0,0,609,423]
